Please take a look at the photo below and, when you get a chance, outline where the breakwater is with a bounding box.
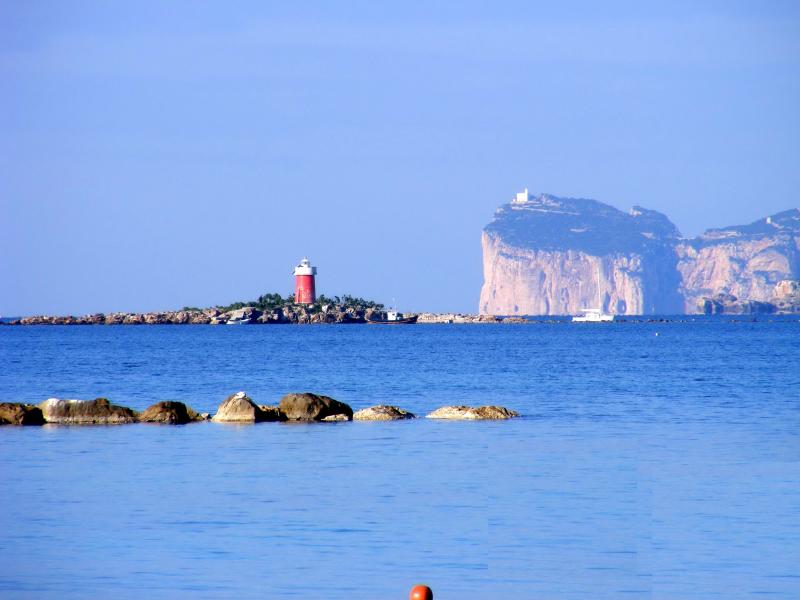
[1,392,519,426]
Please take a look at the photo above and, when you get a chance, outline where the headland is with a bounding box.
[481,191,800,316]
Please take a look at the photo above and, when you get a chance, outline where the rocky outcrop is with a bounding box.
[696,278,800,315]
[676,209,800,312]
[278,393,353,422]
[480,192,800,315]
[697,293,775,315]
[11,303,377,326]
[426,405,520,420]
[38,398,138,424]
[0,403,45,425]
[16,309,219,326]
[212,392,282,423]
[353,405,416,421]
[139,401,207,424]
[772,279,800,313]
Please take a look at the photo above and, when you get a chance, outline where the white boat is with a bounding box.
[572,263,614,323]
[226,317,251,325]
[572,308,614,322]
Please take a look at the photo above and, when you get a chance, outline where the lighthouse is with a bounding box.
[293,257,317,304]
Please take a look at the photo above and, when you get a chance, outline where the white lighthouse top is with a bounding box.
[294,257,317,276]
[513,188,531,204]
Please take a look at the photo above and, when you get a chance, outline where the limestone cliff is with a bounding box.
[479,192,800,315]
[480,193,683,315]
[676,209,800,312]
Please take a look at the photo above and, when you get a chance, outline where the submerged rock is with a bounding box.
[0,403,45,425]
[426,405,519,420]
[139,401,207,424]
[353,405,416,421]
[38,398,138,424]
[278,393,353,422]
[212,392,282,422]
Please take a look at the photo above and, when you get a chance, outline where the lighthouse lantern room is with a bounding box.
[293,257,317,304]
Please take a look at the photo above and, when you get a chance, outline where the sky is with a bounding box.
[2,1,799,315]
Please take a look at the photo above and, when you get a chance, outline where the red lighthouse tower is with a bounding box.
[293,257,317,304]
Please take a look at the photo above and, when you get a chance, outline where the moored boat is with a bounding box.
[572,308,614,323]
[226,317,251,325]
[366,310,418,325]
[572,263,614,323]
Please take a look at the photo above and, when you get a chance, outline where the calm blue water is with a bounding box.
[1,320,799,599]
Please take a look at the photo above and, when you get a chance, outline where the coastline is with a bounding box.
[4,313,799,326]
[2,310,523,326]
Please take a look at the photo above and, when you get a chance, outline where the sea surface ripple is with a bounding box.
[1,320,799,599]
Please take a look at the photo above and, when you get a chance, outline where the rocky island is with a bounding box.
[7,294,388,326]
[4,294,523,326]
[480,190,800,315]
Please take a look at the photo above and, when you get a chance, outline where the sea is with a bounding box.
[1,319,799,600]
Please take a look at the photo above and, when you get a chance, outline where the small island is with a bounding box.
[4,292,512,326]
[6,293,384,325]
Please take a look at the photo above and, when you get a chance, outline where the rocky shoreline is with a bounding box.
[7,283,799,325]
[3,307,529,326]
[5,312,798,326]
[0,393,519,426]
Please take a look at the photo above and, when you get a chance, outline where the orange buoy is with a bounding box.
[410,584,433,600]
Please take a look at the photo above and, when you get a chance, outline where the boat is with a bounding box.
[366,310,418,325]
[572,263,614,323]
[226,317,251,325]
[572,308,614,323]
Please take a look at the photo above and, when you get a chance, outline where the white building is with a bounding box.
[513,188,531,204]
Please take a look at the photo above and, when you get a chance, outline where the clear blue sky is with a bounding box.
[2,2,798,315]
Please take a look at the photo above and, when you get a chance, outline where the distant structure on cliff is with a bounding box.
[294,258,317,304]
[514,188,532,204]
[479,191,800,315]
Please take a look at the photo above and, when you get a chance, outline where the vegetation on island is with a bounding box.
[184,293,384,315]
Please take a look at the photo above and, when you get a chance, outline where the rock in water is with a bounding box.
[0,403,45,425]
[278,393,353,422]
[426,405,519,420]
[353,405,416,421]
[212,392,280,422]
[139,401,207,424]
[38,398,138,424]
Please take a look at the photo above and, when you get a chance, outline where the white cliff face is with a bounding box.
[479,195,799,316]
[479,233,648,315]
[676,240,795,310]
[676,211,800,312]
[479,193,683,315]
